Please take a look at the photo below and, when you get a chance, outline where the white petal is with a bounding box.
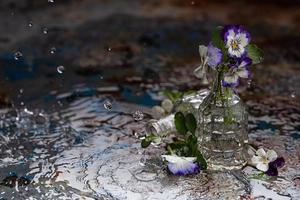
[266,150,278,162]
[161,155,196,163]
[236,67,249,78]
[236,33,249,47]
[256,148,266,157]
[193,65,205,79]
[256,163,269,172]
[161,99,173,113]
[199,45,208,59]
[251,155,262,165]
[151,106,165,119]
[224,74,239,84]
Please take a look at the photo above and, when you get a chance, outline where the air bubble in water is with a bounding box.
[57,66,65,74]
[14,51,23,60]
[50,47,56,54]
[42,27,48,34]
[132,110,144,121]
[103,100,112,110]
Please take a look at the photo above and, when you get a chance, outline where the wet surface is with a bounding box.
[0,0,299,199]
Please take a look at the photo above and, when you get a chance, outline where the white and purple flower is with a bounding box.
[161,155,200,176]
[194,43,222,83]
[251,148,285,176]
[251,148,278,172]
[223,57,252,87]
[222,25,251,58]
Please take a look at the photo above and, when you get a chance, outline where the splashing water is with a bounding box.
[14,51,23,60]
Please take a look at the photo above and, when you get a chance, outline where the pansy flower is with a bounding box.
[265,157,285,176]
[194,43,222,83]
[251,148,278,172]
[223,57,252,87]
[161,155,200,176]
[222,25,251,58]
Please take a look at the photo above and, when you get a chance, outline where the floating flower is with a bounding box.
[194,43,222,84]
[265,157,285,176]
[223,57,252,87]
[222,25,251,58]
[161,155,200,176]
[251,148,278,172]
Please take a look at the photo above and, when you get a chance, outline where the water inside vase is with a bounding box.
[198,93,248,171]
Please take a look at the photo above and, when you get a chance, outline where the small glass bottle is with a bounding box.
[197,74,248,171]
[146,89,210,136]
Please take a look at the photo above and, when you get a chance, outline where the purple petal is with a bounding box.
[207,42,222,68]
[222,25,239,43]
[265,164,278,176]
[269,157,285,169]
[167,163,200,176]
[222,78,240,88]
[239,57,252,67]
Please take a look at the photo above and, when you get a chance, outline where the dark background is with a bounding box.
[0,0,299,109]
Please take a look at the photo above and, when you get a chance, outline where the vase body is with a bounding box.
[197,76,248,171]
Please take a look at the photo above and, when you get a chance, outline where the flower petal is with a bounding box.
[256,163,269,172]
[207,43,222,68]
[199,45,208,60]
[223,73,239,87]
[151,106,165,119]
[251,155,262,165]
[167,162,199,176]
[236,32,250,47]
[266,150,278,162]
[193,65,205,79]
[270,157,285,169]
[239,57,252,67]
[256,148,266,157]
[265,164,278,176]
[161,99,173,113]
[236,66,251,79]
[161,155,197,163]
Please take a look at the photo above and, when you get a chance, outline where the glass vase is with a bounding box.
[197,73,248,171]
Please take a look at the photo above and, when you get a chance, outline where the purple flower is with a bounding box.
[207,43,222,68]
[162,155,200,176]
[223,57,252,87]
[265,157,285,177]
[222,25,251,58]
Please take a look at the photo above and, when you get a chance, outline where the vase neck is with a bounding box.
[211,71,235,103]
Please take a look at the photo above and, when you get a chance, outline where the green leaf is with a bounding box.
[211,26,227,56]
[194,149,207,170]
[162,90,184,103]
[141,139,151,148]
[246,44,264,64]
[185,113,197,134]
[174,112,188,134]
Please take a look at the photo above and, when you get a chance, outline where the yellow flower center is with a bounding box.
[231,40,239,50]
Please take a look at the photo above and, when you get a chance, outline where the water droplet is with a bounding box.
[57,66,65,74]
[19,88,24,94]
[42,27,48,34]
[28,21,33,27]
[14,51,23,60]
[50,47,56,54]
[48,0,54,3]
[291,92,296,98]
[108,47,112,51]
[132,110,144,121]
[99,76,103,80]
[103,100,112,110]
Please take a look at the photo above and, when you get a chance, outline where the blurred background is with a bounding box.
[0,0,299,109]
